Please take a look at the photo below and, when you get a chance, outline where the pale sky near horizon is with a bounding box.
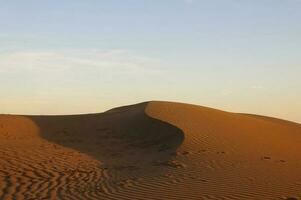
[0,0,300,123]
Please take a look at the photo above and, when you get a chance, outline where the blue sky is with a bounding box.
[0,0,300,122]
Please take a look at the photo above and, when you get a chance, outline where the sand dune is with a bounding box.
[0,101,301,200]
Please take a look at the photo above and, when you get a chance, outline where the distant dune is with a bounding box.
[0,101,301,200]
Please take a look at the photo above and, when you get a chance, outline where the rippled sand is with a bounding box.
[0,101,300,200]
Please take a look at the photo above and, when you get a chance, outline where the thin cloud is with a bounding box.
[0,49,163,75]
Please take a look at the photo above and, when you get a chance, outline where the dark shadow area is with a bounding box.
[27,102,184,166]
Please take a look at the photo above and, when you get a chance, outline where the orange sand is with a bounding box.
[0,101,300,200]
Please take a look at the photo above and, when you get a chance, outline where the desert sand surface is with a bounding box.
[0,101,301,200]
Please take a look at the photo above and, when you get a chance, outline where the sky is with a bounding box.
[0,0,300,123]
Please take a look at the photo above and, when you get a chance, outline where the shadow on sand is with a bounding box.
[27,102,184,167]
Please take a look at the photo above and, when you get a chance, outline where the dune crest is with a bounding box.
[1,101,301,200]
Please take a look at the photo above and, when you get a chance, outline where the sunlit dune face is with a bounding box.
[146,101,301,156]
[0,115,40,140]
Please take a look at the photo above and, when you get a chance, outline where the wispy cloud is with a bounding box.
[0,49,163,75]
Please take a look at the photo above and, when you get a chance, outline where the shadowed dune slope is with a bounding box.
[1,101,301,200]
[30,102,184,163]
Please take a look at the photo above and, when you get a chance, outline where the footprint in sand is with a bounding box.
[181,151,190,155]
[261,156,271,160]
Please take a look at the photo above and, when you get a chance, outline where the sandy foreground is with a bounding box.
[0,101,301,200]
